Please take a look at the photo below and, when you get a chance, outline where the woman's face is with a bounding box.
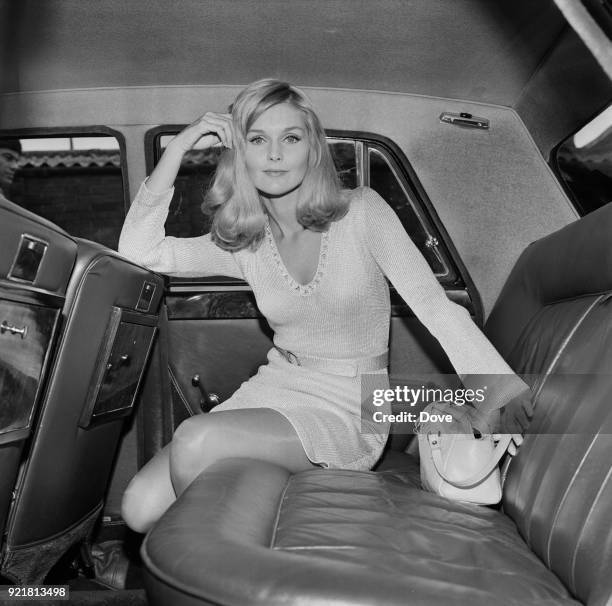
[244,102,310,199]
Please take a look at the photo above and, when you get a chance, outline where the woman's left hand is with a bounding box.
[480,387,534,436]
[499,388,534,434]
[507,433,524,456]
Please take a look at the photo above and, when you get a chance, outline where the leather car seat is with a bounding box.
[141,200,612,605]
[0,235,164,584]
[0,198,77,571]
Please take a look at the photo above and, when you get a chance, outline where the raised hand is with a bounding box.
[169,112,234,154]
[146,112,233,193]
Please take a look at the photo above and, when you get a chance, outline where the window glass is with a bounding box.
[554,104,612,215]
[368,148,447,276]
[3,134,125,249]
[328,140,358,188]
[158,135,222,238]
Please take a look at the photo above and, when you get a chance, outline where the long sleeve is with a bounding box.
[360,187,528,411]
[118,181,244,279]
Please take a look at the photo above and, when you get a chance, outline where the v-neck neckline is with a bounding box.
[264,217,331,295]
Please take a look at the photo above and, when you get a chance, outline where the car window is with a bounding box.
[327,139,358,189]
[151,131,454,280]
[156,140,223,238]
[552,103,612,215]
[6,132,127,249]
[367,147,446,276]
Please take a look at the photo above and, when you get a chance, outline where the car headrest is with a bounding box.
[485,202,612,358]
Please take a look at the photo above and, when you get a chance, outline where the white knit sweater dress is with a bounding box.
[119,182,527,470]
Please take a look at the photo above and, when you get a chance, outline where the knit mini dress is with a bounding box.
[119,182,526,470]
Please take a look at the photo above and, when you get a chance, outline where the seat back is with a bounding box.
[486,203,612,606]
[1,237,164,584]
[0,197,77,561]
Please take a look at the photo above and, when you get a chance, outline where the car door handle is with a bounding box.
[191,374,220,411]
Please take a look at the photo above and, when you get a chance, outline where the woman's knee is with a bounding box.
[170,415,226,483]
[170,410,314,492]
[121,475,159,534]
[172,415,219,462]
[120,446,175,533]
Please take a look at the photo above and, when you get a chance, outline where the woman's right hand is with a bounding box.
[168,112,234,154]
[145,112,233,194]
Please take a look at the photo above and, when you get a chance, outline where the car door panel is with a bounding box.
[163,284,468,421]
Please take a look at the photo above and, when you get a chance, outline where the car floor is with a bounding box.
[0,526,148,606]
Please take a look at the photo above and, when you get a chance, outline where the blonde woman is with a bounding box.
[119,79,532,533]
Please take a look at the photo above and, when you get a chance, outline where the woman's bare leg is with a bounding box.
[121,408,315,533]
[120,444,175,534]
[170,408,316,494]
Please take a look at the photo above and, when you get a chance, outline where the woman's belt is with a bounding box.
[274,346,388,377]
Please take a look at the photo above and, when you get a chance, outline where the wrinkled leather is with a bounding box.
[143,458,579,605]
[142,202,612,605]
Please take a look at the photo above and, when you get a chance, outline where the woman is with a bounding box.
[119,79,531,533]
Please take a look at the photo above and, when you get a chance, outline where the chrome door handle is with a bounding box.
[439,111,489,129]
[1,320,28,339]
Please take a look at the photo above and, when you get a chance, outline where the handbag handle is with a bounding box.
[427,432,512,488]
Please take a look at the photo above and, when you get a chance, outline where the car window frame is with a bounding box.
[325,130,460,282]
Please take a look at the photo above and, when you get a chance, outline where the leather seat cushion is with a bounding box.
[142,458,580,606]
[372,446,421,472]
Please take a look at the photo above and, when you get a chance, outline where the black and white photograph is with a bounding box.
[0,1,611,604]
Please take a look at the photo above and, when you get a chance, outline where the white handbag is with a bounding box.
[417,401,512,505]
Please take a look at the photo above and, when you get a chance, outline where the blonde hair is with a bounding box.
[203,79,348,251]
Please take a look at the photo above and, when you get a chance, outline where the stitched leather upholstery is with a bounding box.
[141,203,612,605]
[487,204,612,606]
[143,458,582,605]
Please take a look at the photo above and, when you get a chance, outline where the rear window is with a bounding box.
[553,103,612,215]
[2,131,127,249]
